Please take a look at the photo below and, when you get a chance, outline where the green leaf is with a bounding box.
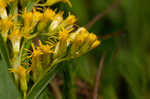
[27,64,61,99]
[116,50,144,99]
[0,35,21,99]
[0,35,11,68]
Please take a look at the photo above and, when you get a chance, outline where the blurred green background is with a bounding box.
[56,0,150,99]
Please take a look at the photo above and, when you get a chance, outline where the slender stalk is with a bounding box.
[93,52,106,99]
[51,80,62,99]
[63,61,76,99]
[85,0,120,29]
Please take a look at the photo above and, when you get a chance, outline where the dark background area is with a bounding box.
[55,0,150,99]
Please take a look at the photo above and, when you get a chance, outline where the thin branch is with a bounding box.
[99,30,124,40]
[93,52,106,99]
[85,0,120,29]
[50,79,62,99]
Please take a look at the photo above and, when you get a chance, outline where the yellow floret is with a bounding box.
[38,40,54,54]
[43,8,56,21]
[91,40,101,49]
[8,29,23,53]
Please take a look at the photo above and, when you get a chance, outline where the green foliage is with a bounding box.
[0,35,21,99]
[0,0,149,99]
[27,65,61,99]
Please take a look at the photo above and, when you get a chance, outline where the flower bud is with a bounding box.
[0,18,13,41]
[90,40,101,49]
[8,29,22,53]
[31,47,43,81]
[70,27,88,40]
[61,13,77,28]
[49,12,64,31]
[22,9,42,33]
[53,28,70,58]
[80,33,98,54]
[9,66,28,97]
[70,34,84,56]
[37,9,56,32]
[86,33,97,45]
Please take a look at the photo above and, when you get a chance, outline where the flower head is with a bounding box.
[0,0,14,8]
[31,43,43,57]
[0,18,14,32]
[8,29,24,53]
[22,9,42,33]
[33,9,42,22]
[91,40,101,49]
[9,66,27,79]
[38,40,54,54]
[61,12,77,28]
[49,11,64,31]
[9,66,29,96]
[0,18,14,41]
[23,10,33,26]
[37,9,56,32]
[43,8,56,21]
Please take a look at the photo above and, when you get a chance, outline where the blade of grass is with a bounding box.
[0,35,21,99]
[0,35,11,68]
[27,64,62,99]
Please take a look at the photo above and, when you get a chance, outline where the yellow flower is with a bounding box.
[49,11,64,31]
[61,12,77,28]
[0,0,7,8]
[91,40,101,49]
[38,40,54,54]
[69,29,88,56]
[22,9,42,33]
[37,8,56,32]
[27,41,53,60]
[58,28,70,41]
[9,66,29,96]
[0,0,14,8]
[0,18,14,41]
[23,10,33,27]
[70,34,84,56]
[0,0,15,18]
[43,8,56,21]
[0,18,13,31]
[9,66,27,81]
[31,43,43,57]
[80,33,99,53]
[86,33,97,44]
[33,9,42,23]
[8,29,23,53]
[53,28,72,58]
[30,43,47,81]
[70,27,89,40]
[69,27,100,55]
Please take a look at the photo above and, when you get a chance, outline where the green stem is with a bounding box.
[24,92,26,99]
[12,52,20,85]
[63,61,76,99]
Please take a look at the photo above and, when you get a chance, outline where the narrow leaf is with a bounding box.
[27,65,61,99]
[0,35,21,99]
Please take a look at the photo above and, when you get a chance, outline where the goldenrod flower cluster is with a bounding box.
[0,0,100,98]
